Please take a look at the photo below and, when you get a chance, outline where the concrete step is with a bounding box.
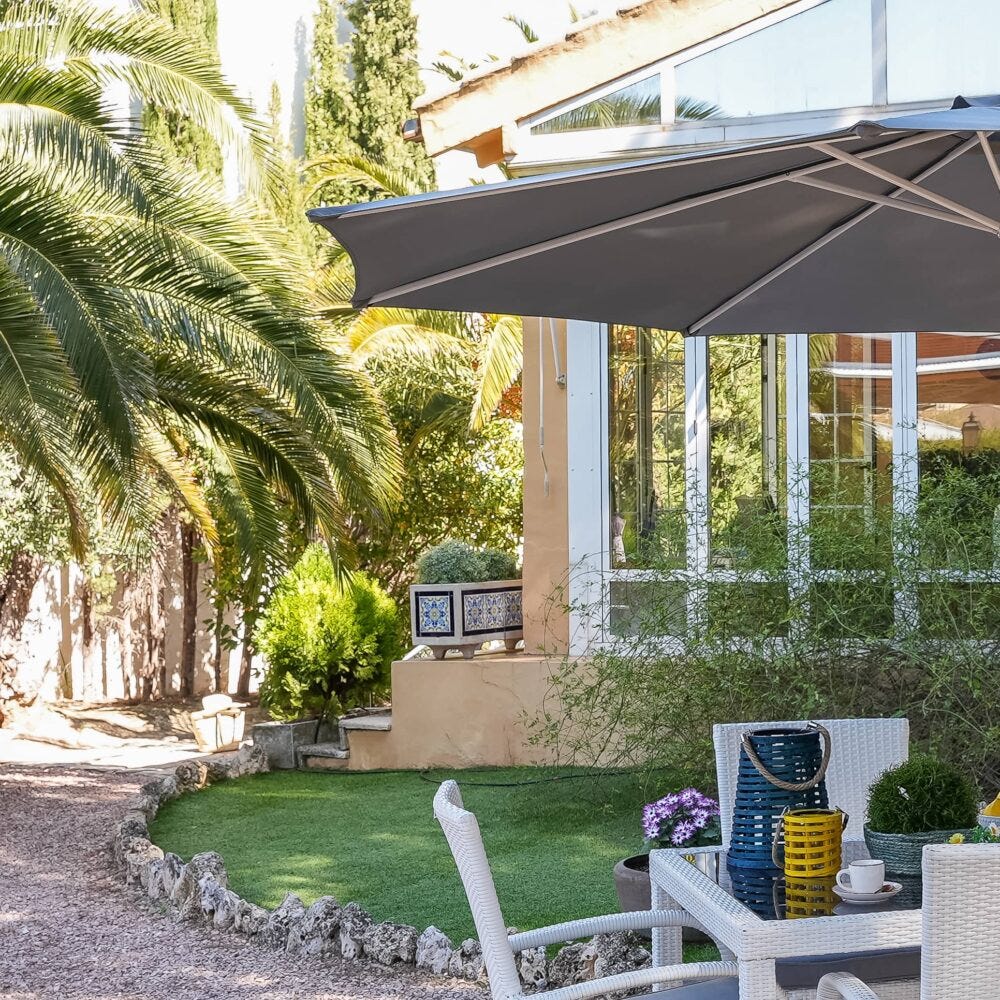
[297,742,350,771]
[339,713,392,733]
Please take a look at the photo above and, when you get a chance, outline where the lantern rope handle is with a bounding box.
[741,722,832,792]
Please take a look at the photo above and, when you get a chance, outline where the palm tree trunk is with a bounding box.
[145,538,167,698]
[179,521,199,698]
[79,576,104,700]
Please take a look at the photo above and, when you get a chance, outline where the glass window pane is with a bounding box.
[916,332,1000,570]
[707,582,790,637]
[531,75,660,135]
[608,579,686,637]
[609,326,685,569]
[674,0,872,121]
[887,0,1000,104]
[810,581,895,638]
[808,334,893,570]
[917,584,1000,639]
[709,336,787,568]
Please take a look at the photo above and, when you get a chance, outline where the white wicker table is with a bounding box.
[650,844,922,1000]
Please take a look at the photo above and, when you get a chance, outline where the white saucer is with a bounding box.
[833,881,903,905]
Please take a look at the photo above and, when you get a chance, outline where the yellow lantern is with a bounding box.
[780,875,839,919]
[772,807,848,878]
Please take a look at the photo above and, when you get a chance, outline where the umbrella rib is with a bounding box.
[791,176,992,232]
[360,132,946,308]
[688,135,979,334]
[810,141,1000,231]
[977,131,1000,195]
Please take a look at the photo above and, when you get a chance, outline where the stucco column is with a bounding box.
[521,317,570,654]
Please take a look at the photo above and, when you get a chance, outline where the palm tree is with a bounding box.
[0,1,402,696]
[305,150,522,430]
[0,1,399,547]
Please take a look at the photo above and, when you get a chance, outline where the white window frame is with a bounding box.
[566,326,998,656]
[508,0,968,174]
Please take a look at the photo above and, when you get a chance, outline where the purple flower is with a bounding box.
[643,788,721,847]
[671,820,697,846]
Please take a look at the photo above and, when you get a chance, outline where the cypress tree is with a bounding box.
[266,83,316,258]
[345,0,434,190]
[142,0,224,177]
[305,0,356,160]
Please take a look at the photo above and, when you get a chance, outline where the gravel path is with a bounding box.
[0,763,482,1000]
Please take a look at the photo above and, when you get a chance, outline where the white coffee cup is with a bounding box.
[836,859,886,894]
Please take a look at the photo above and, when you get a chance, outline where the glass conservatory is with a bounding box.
[546,0,1000,652]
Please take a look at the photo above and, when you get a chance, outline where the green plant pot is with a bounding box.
[863,825,973,876]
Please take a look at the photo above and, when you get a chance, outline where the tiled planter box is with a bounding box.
[409,580,523,659]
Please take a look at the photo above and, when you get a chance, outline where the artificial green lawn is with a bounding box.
[151,766,681,943]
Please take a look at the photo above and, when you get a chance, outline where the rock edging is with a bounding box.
[113,748,653,989]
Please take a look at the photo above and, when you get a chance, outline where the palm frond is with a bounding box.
[503,13,539,43]
[304,150,419,203]
[470,315,522,430]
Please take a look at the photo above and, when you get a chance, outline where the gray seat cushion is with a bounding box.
[775,948,921,989]
[635,947,920,997]
[645,979,739,1000]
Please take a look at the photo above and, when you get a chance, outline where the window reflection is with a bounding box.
[917,332,1000,571]
[674,0,871,120]
[709,336,786,568]
[886,0,1000,104]
[808,334,893,570]
[608,327,685,569]
[531,76,661,135]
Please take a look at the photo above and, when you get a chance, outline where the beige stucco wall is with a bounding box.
[521,317,570,655]
[346,653,558,770]
[347,319,578,771]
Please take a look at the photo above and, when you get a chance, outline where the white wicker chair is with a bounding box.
[433,780,739,1000]
[713,718,910,844]
[817,843,1000,1000]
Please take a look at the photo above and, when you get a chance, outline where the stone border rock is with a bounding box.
[113,747,654,991]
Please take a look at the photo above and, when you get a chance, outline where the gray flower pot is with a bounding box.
[252,719,337,770]
[613,854,709,943]
[863,825,973,875]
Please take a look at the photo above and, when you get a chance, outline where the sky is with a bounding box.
[413,0,623,99]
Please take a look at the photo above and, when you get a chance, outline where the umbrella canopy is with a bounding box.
[309,97,1000,335]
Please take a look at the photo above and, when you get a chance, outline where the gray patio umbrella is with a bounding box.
[309,97,1000,335]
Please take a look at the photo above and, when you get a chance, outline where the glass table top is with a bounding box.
[694,853,922,921]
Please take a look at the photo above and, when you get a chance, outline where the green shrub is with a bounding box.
[477,546,519,581]
[867,755,978,834]
[256,545,401,722]
[416,539,519,584]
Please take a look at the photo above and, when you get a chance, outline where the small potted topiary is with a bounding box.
[865,754,979,874]
[410,539,522,659]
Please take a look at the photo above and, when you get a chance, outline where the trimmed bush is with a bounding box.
[416,539,519,584]
[867,755,978,835]
[256,545,401,722]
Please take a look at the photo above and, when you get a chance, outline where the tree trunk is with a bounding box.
[211,603,225,693]
[0,550,45,723]
[145,529,168,699]
[79,577,100,700]
[236,607,256,698]
[179,522,199,698]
